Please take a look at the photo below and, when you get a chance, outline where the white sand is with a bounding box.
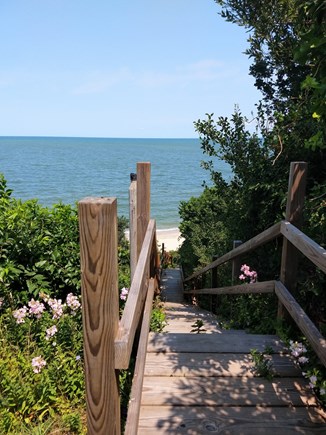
[156,228,184,251]
[125,228,184,252]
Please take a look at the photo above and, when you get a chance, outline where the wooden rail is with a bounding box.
[184,162,326,370]
[79,162,159,435]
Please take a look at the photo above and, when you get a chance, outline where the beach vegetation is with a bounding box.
[179,0,326,334]
[0,175,130,433]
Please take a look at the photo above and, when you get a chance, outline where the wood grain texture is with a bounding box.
[144,352,301,378]
[136,162,151,259]
[147,332,285,354]
[129,179,137,281]
[281,221,326,274]
[275,280,326,367]
[141,376,317,406]
[115,219,156,369]
[184,280,275,295]
[278,162,307,319]
[124,278,156,435]
[184,222,281,282]
[137,270,326,434]
[138,405,326,434]
[78,197,120,435]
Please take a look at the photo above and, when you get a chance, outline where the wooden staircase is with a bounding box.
[137,269,326,434]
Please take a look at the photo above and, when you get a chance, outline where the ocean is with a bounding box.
[0,136,231,229]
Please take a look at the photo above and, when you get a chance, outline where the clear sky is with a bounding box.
[0,0,259,138]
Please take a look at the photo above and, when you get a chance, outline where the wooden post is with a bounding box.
[278,162,308,320]
[78,197,120,435]
[129,173,137,282]
[231,240,242,285]
[136,162,151,260]
[211,255,218,313]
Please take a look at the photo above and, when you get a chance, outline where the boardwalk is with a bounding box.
[137,269,326,434]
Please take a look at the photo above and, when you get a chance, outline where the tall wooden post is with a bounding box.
[231,240,242,285]
[278,162,308,320]
[211,255,218,314]
[78,197,120,435]
[129,173,137,282]
[136,162,151,260]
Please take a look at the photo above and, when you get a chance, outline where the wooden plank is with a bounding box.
[141,376,317,406]
[275,280,326,367]
[278,162,307,319]
[137,162,151,259]
[184,280,275,295]
[138,405,326,434]
[124,278,156,435]
[115,219,156,369]
[129,178,137,281]
[184,222,281,282]
[280,221,326,274]
[78,197,120,435]
[144,352,301,378]
[147,333,285,354]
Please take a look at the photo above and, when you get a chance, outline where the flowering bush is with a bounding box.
[0,291,85,432]
[288,340,326,406]
[239,264,258,283]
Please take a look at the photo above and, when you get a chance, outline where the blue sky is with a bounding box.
[0,0,259,138]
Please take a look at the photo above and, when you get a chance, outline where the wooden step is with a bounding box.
[144,352,301,378]
[138,405,326,434]
[141,376,317,407]
[147,332,286,354]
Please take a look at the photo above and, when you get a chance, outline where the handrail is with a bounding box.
[184,222,281,282]
[275,281,326,367]
[184,220,326,284]
[183,217,326,368]
[280,221,326,273]
[115,219,156,369]
[124,278,157,435]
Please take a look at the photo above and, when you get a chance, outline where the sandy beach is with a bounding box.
[156,228,184,251]
[125,228,184,251]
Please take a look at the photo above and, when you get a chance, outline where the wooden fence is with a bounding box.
[78,162,159,435]
[184,162,326,368]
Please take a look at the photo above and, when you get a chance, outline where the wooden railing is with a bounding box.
[78,162,159,435]
[184,162,326,368]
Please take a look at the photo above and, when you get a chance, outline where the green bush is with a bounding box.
[0,174,130,432]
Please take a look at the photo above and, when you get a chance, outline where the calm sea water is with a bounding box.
[0,137,231,229]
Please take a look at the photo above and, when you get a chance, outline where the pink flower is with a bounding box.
[45,325,58,340]
[13,306,28,324]
[66,293,81,312]
[31,356,46,373]
[47,298,65,319]
[28,299,45,319]
[120,287,129,301]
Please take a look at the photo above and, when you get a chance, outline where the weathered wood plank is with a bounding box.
[275,280,326,367]
[138,405,326,434]
[144,352,301,378]
[136,162,151,259]
[278,162,307,320]
[147,332,286,354]
[78,197,120,435]
[129,178,137,281]
[184,280,275,295]
[124,279,156,435]
[184,222,281,282]
[141,376,317,407]
[115,219,156,369]
[280,221,326,274]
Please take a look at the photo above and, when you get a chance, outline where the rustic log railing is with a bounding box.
[78,162,159,435]
[184,162,326,368]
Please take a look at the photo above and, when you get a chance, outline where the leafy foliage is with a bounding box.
[179,0,326,335]
[0,174,130,432]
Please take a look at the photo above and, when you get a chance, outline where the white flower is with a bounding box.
[13,306,28,324]
[45,325,58,340]
[31,356,46,373]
